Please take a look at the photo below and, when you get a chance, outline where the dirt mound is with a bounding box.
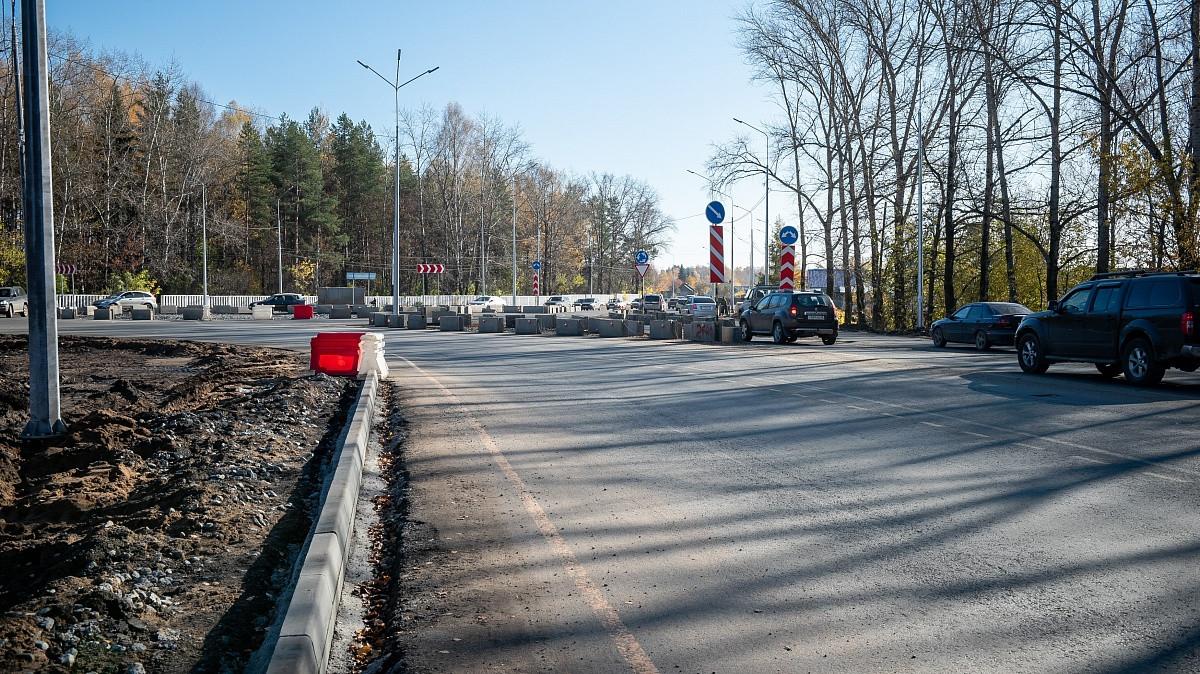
[0,335,354,673]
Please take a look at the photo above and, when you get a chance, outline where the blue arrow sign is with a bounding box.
[705,201,725,224]
[779,225,799,245]
[635,250,649,265]
[532,260,541,271]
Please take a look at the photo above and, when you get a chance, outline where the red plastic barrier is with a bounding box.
[292,304,314,319]
[309,332,366,376]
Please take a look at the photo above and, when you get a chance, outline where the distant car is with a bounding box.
[630,298,644,311]
[93,290,158,312]
[736,285,781,317]
[250,293,308,313]
[607,297,629,310]
[643,294,666,312]
[544,295,570,307]
[667,296,683,310]
[572,297,601,310]
[739,289,839,345]
[686,295,717,319]
[468,295,506,310]
[930,302,1032,351]
[0,286,27,318]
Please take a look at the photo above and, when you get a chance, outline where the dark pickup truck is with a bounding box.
[1014,270,1200,386]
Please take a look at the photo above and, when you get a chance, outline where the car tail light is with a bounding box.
[1183,311,1194,337]
[997,316,1012,327]
[789,306,797,317]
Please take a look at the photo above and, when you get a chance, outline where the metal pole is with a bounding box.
[917,108,925,329]
[201,185,208,308]
[276,199,283,293]
[511,173,517,305]
[481,164,486,295]
[393,50,401,317]
[19,0,65,438]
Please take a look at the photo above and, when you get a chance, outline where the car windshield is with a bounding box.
[988,302,1031,314]
[0,289,9,297]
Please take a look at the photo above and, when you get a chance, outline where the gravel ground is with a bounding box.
[0,335,355,673]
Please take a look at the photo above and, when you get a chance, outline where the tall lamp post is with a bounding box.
[357,50,438,317]
[733,118,769,285]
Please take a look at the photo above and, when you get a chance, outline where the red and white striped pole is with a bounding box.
[779,244,795,290]
[532,272,540,296]
[709,225,725,283]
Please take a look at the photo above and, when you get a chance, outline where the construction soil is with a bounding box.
[0,334,357,673]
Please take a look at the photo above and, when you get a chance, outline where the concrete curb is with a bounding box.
[264,372,379,674]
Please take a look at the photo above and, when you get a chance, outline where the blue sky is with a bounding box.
[51,1,780,271]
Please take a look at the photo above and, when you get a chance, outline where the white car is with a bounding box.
[467,295,506,310]
[544,295,570,306]
[685,295,717,319]
[93,290,158,312]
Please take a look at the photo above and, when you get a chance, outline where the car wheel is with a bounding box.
[739,320,753,342]
[1122,337,1165,386]
[931,327,946,347]
[786,334,798,343]
[974,330,990,351]
[772,321,787,344]
[3,305,10,318]
[822,333,837,345]
[1017,333,1049,374]
[1095,363,1122,378]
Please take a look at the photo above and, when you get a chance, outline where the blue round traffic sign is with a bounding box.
[635,250,649,265]
[705,201,725,224]
[779,225,799,245]
[532,260,541,271]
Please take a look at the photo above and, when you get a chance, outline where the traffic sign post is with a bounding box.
[416,264,445,274]
[709,225,725,284]
[705,201,725,224]
[779,226,799,291]
[55,264,77,293]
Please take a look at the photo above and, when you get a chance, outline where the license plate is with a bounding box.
[805,312,825,319]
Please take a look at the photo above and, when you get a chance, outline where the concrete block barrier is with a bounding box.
[57,307,76,319]
[685,320,717,342]
[440,315,464,331]
[404,314,425,329]
[720,325,739,342]
[352,304,370,317]
[625,320,644,336]
[94,307,114,320]
[522,305,547,313]
[211,304,237,315]
[478,316,504,333]
[538,314,557,330]
[594,319,626,337]
[315,304,333,315]
[515,318,539,334]
[371,312,388,327]
[555,318,584,336]
[649,320,678,340]
[329,305,353,319]
[131,308,154,320]
[158,305,179,315]
[81,305,96,317]
[181,306,209,320]
[253,305,274,320]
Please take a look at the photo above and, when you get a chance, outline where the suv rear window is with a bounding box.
[1127,280,1182,309]
[794,294,831,307]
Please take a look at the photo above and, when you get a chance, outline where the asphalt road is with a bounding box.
[7,317,1200,672]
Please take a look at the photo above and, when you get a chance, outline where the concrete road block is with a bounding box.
[57,307,76,319]
[555,318,584,336]
[372,312,388,327]
[594,319,626,337]
[94,307,114,320]
[158,304,179,315]
[515,318,539,334]
[253,305,274,320]
[440,315,464,331]
[685,320,717,342]
[649,320,677,340]
[478,316,503,333]
[625,320,644,336]
[130,308,153,320]
[330,305,353,319]
[720,325,739,343]
[181,306,209,320]
[405,314,426,329]
[538,314,556,330]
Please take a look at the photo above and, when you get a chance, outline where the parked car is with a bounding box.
[467,295,506,310]
[250,293,308,313]
[1015,270,1200,386]
[544,295,569,307]
[739,289,839,344]
[572,297,601,310]
[685,295,717,319]
[93,290,158,312]
[667,296,685,310]
[643,294,665,312]
[931,302,1032,351]
[0,286,27,317]
[630,297,644,311]
[736,285,780,317]
[607,297,629,310]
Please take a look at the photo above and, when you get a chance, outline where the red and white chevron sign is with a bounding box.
[779,244,795,290]
[55,264,77,275]
[532,272,540,296]
[709,225,725,283]
[416,264,445,274]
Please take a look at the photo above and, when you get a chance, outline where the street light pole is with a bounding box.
[358,51,438,317]
[733,118,769,285]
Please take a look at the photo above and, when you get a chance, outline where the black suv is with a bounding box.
[1014,270,1200,385]
[739,290,839,344]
